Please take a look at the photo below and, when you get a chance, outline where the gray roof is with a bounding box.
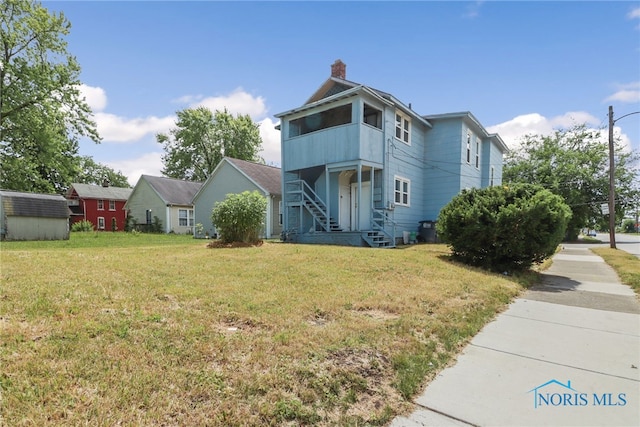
[226,158,281,196]
[0,190,70,218]
[69,183,132,201]
[143,175,203,205]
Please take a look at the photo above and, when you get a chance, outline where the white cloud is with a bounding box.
[79,84,107,112]
[258,118,281,166]
[487,111,600,150]
[188,87,268,120]
[604,82,640,103]
[548,111,600,128]
[629,7,640,30]
[463,1,484,19]
[82,86,280,183]
[106,152,164,187]
[94,112,176,143]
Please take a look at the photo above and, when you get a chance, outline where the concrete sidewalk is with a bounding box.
[390,245,640,427]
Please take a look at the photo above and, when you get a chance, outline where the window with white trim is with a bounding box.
[278,201,283,225]
[178,209,194,227]
[98,217,105,230]
[98,199,104,210]
[475,138,480,169]
[394,176,410,206]
[466,133,471,164]
[109,200,116,211]
[395,111,410,145]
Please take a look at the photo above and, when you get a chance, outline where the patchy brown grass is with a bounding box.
[591,247,640,296]
[1,236,524,426]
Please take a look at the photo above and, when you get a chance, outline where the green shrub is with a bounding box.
[211,191,267,243]
[436,184,571,272]
[622,218,636,233]
[71,220,94,232]
[151,216,163,233]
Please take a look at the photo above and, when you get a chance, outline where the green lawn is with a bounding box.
[1,233,525,426]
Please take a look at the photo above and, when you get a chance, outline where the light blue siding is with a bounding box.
[278,80,505,246]
[386,109,429,237]
[423,119,463,220]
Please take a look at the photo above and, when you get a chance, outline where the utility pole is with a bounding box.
[608,106,616,249]
[608,107,640,248]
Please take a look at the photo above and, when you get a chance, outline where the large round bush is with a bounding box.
[211,191,267,243]
[436,184,571,272]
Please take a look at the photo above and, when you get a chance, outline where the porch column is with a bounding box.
[325,165,330,232]
[371,166,375,210]
[357,163,362,231]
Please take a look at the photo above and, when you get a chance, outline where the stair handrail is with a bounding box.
[288,179,331,232]
[372,208,396,245]
[299,180,328,215]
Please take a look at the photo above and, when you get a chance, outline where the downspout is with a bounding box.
[166,205,171,233]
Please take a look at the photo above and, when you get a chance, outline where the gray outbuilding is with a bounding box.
[0,190,70,241]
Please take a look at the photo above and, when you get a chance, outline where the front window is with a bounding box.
[97,199,104,210]
[475,138,480,169]
[395,112,410,144]
[278,201,283,225]
[394,176,410,206]
[109,200,116,211]
[466,134,471,164]
[179,209,194,227]
[97,217,105,230]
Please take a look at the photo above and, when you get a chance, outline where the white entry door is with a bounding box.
[350,181,371,231]
[339,173,352,231]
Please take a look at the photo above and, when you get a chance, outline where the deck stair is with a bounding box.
[303,200,342,232]
[368,208,396,248]
[286,180,340,232]
[362,230,394,248]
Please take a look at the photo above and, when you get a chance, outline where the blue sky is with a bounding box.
[45,1,640,185]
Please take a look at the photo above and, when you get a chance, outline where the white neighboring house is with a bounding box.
[125,175,203,234]
[192,157,282,239]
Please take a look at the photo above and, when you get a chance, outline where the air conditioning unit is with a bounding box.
[387,202,395,210]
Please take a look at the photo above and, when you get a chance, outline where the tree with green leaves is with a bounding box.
[1,0,101,193]
[157,107,262,182]
[503,124,639,240]
[74,156,130,188]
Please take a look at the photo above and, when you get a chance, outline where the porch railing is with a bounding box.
[286,180,333,232]
[371,208,396,246]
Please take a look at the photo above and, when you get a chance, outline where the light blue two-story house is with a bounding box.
[275,60,507,247]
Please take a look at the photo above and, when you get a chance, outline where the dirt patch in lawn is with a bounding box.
[206,240,264,249]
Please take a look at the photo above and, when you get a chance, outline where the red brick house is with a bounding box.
[66,181,132,231]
